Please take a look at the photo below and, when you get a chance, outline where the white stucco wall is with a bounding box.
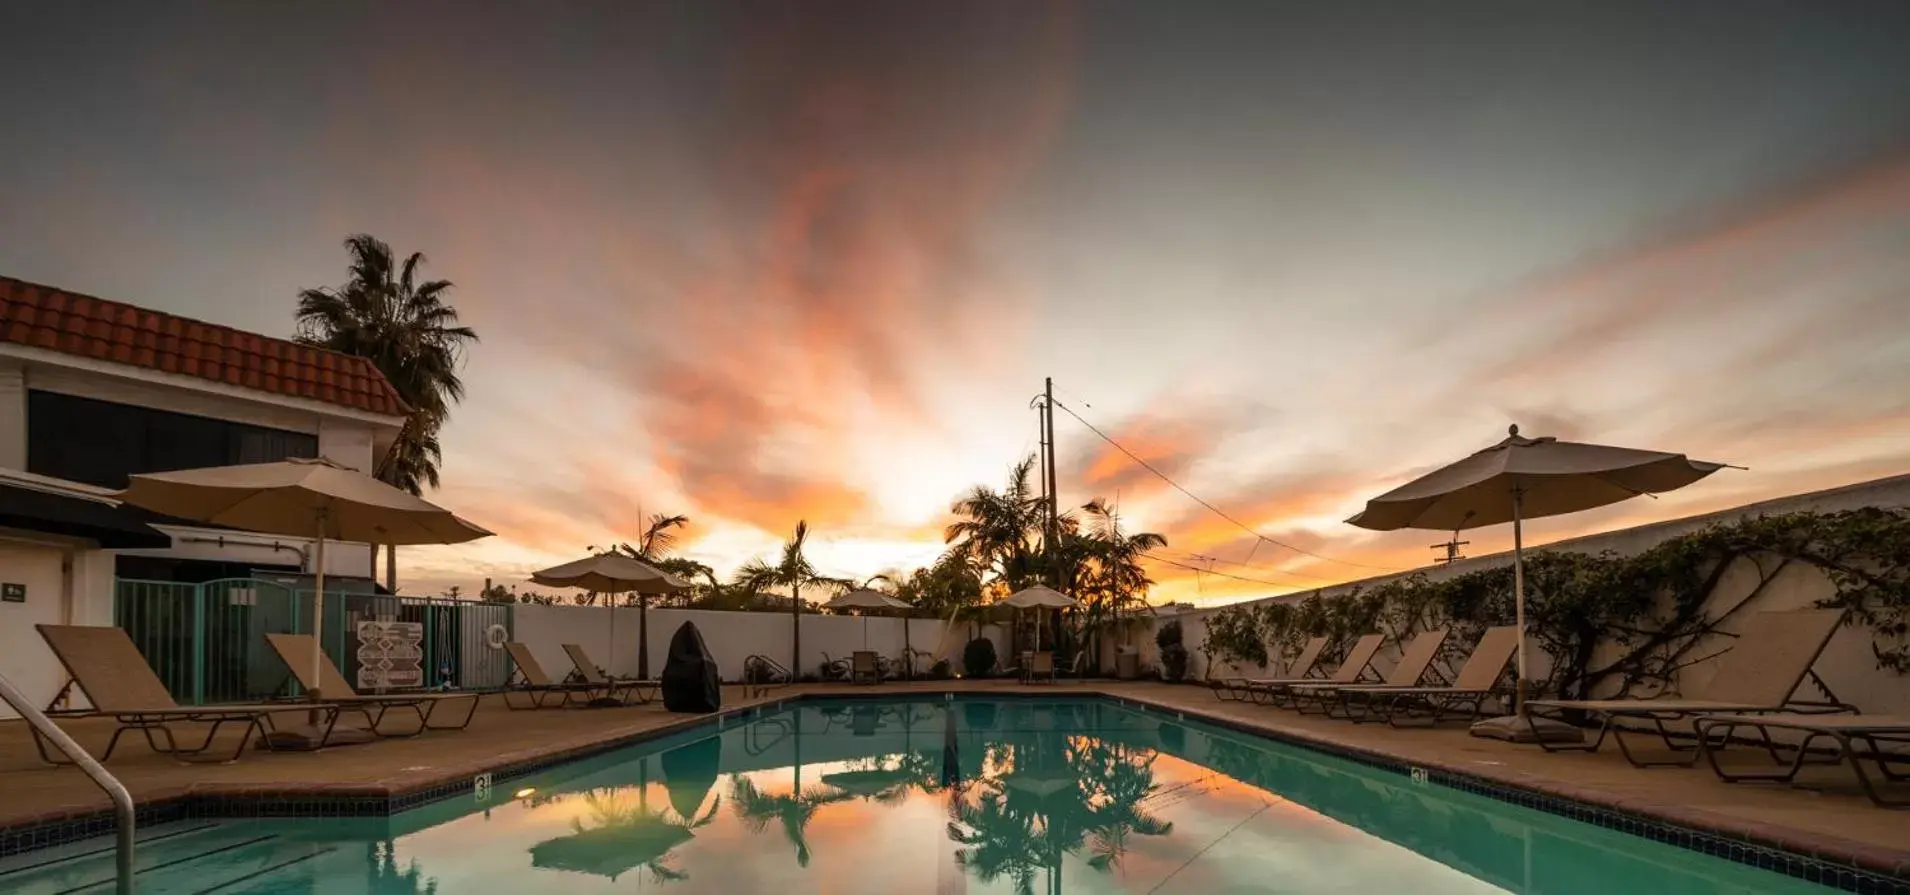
[1156,473,1910,712]
[0,534,115,719]
[510,605,1002,682]
[0,359,26,469]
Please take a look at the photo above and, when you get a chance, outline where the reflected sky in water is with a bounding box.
[0,698,1842,893]
[371,699,1829,895]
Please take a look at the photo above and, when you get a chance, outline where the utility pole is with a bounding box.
[1042,377,1060,587]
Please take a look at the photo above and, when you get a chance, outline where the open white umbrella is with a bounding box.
[531,553,690,679]
[1347,424,1729,734]
[117,457,492,709]
[1004,585,1078,653]
[827,588,913,649]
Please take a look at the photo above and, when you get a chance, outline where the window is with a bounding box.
[27,390,319,488]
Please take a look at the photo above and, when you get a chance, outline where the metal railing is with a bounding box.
[742,654,793,699]
[0,671,134,894]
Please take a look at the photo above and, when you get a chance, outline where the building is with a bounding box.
[0,275,408,717]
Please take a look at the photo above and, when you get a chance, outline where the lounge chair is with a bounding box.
[34,624,341,763]
[1287,628,1452,719]
[1338,625,1522,726]
[265,633,481,736]
[1693,713,1910,808]
[1247,634,1388,707]
[1025,651,1056,684]
[561,644,660,704]
[501,642,604,709]
[1212,636,1328,701]
[1524,608,1853,767]
[851,650,881,685]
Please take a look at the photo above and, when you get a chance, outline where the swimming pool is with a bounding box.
[0,696,1853,893]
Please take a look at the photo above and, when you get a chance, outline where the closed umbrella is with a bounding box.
[117,457,491,728]
[1346,424,1729,730]
[532,553,690,680]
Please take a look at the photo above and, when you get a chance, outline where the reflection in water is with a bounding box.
[366,840,440,894]
[946,726,1175,895]
[258,699,1833,894]
[527,786,722,883]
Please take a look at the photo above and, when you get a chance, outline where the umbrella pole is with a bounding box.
[1512,487,1527,712]
[638,593,648,680]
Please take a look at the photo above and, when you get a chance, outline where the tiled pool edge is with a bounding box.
[5,687,1906,893]
[0,695,799,860]
[1105,692,1910,895]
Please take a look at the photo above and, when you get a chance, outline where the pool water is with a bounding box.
[2,697,1840,894]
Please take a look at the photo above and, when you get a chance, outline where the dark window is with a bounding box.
[27,390,319,488]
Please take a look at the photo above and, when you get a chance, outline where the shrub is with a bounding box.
[1202,605,1269,673]
[929,659,953,680]
[1157,620,1189,682]
[963,637,998,678]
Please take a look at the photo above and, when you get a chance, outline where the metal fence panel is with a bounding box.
[113,579,199,702]
[114,578,512,705]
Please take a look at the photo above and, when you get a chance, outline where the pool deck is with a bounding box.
[3,680,1906,881]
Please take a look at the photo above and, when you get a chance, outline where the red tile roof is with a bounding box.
[0,275,409,418]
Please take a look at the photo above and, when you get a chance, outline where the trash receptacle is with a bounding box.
[1115,646,1139,680]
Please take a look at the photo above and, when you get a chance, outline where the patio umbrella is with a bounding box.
[1346,424,1728,716]
[117,457,491,713]
[826,589,913,650]
[1004,586,1078,653]
[532,553,690,680]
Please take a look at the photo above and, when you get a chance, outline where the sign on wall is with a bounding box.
[356,620,424,691]
[1,583,24,603]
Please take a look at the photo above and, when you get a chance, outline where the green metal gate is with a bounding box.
[114,578,514,705]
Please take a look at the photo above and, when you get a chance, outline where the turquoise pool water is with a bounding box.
[2,697,1841,894]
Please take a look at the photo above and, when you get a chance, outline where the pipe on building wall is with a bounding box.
[176,535,311,570]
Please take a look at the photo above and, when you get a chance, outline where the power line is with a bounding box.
[1140,552,1305,589]
[1050,396,1404,573]
[1175,551,1342,586]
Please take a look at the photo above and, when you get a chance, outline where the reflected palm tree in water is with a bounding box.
[365,840,437,894]
[529,786,720,884]
[1081,742,1175,874]
[945,734,1174,893]
[821,751,945,805]
[728,774,854,867]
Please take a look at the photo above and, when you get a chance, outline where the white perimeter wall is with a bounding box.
[512,605,1009,682]
[1144,473,1910,715]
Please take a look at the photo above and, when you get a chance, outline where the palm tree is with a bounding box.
[1069,498,1168,672]
[590,513,712,676]
[944,456,1051,594]
[298,234,477,588]
[896,550,987,629]
[733,521,845,677]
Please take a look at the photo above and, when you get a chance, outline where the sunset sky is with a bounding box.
[4,1,1909,605]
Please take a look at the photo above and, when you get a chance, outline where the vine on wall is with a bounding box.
[1198,508,1910,698]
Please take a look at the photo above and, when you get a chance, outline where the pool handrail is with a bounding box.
[0,669,135,894]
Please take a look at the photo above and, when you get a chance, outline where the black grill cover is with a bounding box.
[661,621,721,713]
